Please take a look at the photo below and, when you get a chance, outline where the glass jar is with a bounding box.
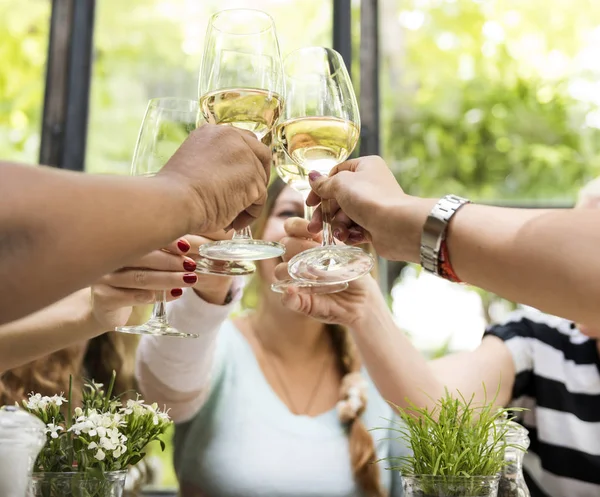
[30,471,127,497]
[498,420,531,497]
[0,406,46,497]
[402,475,500,497]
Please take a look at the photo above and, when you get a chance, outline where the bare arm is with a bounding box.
[0,163,190,324]
[307,156,600,328]
[0,289,103,372]
[395,199,600,328]
[349,278,515,410]
[0,125,273,324]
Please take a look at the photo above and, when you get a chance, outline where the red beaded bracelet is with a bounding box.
[438,238,462,283]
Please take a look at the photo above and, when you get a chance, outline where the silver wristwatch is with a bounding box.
[420,194,470,275]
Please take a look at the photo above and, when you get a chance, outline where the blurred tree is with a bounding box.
[381,0,600,202]
[0,0,50,163]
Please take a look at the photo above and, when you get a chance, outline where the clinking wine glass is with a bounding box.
[115,98,250,337]
[115,98,199,337]
[270,143,348,295]
[276,47,374,285]
[197,8,286,267]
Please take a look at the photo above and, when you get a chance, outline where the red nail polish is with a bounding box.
[308,171,321,181]
[171,288,183,297]
[183,273,198,284]
[183,260,197,272]
[177,240,191,253]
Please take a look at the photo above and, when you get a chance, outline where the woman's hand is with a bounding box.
[185,232,234,305]
[275,218,381,327]
[90,237,200,330]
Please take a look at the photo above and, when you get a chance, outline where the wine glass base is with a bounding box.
[199,239,285,261]
[288,245,374,284]
[115,319,198,338]
[195,257,256,276]
[271,279,348,295]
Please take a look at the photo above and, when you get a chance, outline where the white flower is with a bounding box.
[94,449,105,461]
[25,393,42,410]
[88,442,98,450]
[50,394,67,406]
[45,423,63,439]
[99,436,115,451]
[74,407,83,417]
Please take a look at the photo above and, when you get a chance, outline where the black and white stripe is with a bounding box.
[485,308,600,497]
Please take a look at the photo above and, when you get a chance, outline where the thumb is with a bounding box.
[308,171,338,201]
[280,287,302,312]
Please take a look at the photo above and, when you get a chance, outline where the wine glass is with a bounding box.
[115,98,251,337]
[115,98,200,337]
[270,142,348,295]
[198,8,286,268]
[276,47,374,285]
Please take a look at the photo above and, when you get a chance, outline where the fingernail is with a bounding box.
[170,288,183,297]
[183,273,198,284]
[177,239,191,253]
[183,260,197,272]
[308,171,321,181]
[333,229,341,239]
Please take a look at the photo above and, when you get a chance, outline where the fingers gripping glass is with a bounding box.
[198,9,285,265]
[276,47,374,285]
[114,98,202,337]
[270,141,348,294]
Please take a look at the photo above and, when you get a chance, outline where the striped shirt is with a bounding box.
[485,309,600,497]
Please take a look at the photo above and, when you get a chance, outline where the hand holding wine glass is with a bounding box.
[158,123,272,235]
[197,8,286,266]
[276,47,374,285]
[306,155,414,262]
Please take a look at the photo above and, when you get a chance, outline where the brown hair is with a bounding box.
[249,177,385,497]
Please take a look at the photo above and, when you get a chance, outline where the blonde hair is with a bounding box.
[249,177,385,497]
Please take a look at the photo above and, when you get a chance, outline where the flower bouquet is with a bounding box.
[21,371,172,497]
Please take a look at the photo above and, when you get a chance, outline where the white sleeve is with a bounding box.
[135,279,244,422]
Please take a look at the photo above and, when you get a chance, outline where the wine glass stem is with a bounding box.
[151,291,168,323]
[232,226,252,240]
[301,190,314,221]
[321,198,334,247]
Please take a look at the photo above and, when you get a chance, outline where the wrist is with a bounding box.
[193,278,234,305]
[350,277,389,330]
[76,289,109,338]
[152,174,202,236]
[388,196,437,263]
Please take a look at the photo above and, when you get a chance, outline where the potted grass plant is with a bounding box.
[20,371,172,497]
[382,388,524,497]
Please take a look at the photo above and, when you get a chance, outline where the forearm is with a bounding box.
[399,198,600,327]
[0,163,191,324]
[136,282,239,422]
[350,282,444,410]
[0,288,105,372]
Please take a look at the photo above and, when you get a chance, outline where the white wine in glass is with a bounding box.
[197,9,286,267]
[277,47,374,285]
